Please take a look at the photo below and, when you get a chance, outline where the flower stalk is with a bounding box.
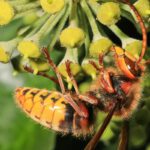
[12,1,40,13]
[81,0,102,41]
[9,0,29,6]
[49,1,71,49]
[81,0,112,78]
[109,24,142,58]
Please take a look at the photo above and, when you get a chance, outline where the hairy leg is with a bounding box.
[90,55,115,93]
[42,47,66,94]
[24,66,58,84]
[64,94,89,118]
[118,121,129,150]
[84,101,119,150]
[65,60,98,105]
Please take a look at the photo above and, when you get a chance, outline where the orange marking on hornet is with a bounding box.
[30,101,44,119]
[23,99,33,113]
[40,105,55,127]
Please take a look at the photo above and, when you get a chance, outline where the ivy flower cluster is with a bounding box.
[0,0,149,83]
[0,0,150,147]
[0,0,149,81]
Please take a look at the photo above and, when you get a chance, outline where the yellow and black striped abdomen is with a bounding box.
[15,87,95,136]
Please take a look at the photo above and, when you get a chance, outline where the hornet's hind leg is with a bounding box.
[118,121,129,150]
[84,101,119,150]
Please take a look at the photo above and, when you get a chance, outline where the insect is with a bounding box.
[14,0,148,150]
[84,0,148,149]
[15,49,99,137]
[15,86,95,136]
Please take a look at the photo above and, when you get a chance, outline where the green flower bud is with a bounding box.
[29,59,50,74]
[134,0,150,19]
[60,27,85,48]
[125,40,142,59]
[97,2,121,26]
[89,38,113,58]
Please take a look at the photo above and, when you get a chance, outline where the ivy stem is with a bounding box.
[26,5,67,41]
[60,48,78,64]
[27,15,56,40]
[9,0,29,5]
[27,13,50,37]
[14,8,39,20]
[69,0,77,27]
[13,1,40,13]
[49,1,71,49]
[60,0,78,63]
[109,24,138,48]
[109,25,128,40]
[81,0,103,41]
[87,0,107,36]
[78,6,90,55]
[59,47,79,90]
[120,3,137,22]
[87,0,100,14]
[45,4,67,36]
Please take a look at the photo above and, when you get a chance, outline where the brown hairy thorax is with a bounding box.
[86,67,142,119]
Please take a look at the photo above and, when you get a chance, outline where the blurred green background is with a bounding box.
[0,8,150,150]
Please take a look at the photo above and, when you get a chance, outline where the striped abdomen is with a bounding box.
[15,87,94,136]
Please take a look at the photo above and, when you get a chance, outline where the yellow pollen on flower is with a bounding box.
[89,38,112,58]
[97,2,121,26]
[60,27,85,48]
[17,41,41,58]
[40,0,65,14]
[0,47,10,63]
[0,0,14,25]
